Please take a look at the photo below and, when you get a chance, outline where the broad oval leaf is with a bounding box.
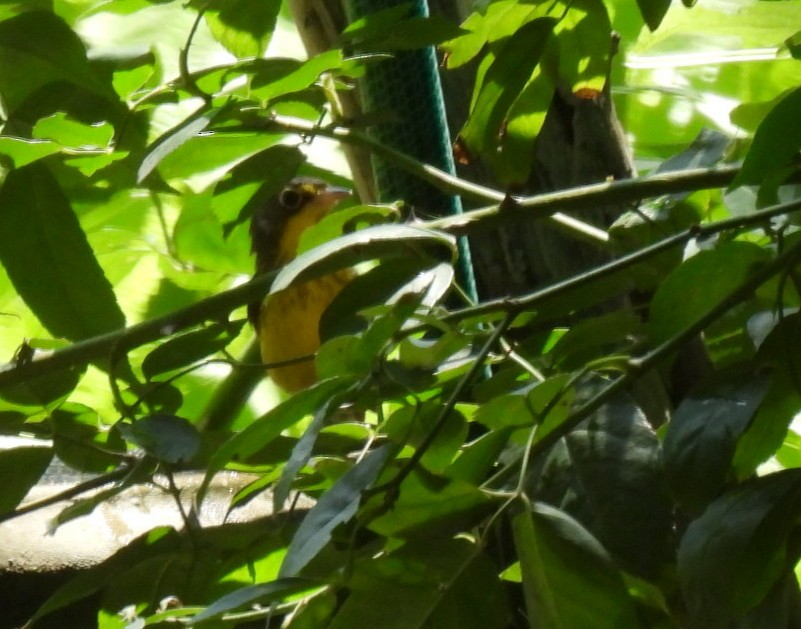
[0,163,126,342]
[512,500,643,629]
[664,376,771,514]
[0,11,115,114]
[678,469,801,627]
[733,86,801,189]
[326,536,510,629]
[532,387,674,578]
[205,0,281,58]
[648,241,769,347]
[458,18,556,158]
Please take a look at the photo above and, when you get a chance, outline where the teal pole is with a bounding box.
[343,0,478,301]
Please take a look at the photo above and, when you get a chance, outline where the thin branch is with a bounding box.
[524,233,801,464]
[264,113,801,237]
[264,115,610,244]
[2,190,800,391]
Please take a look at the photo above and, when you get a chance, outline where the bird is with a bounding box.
[248,177,351,393]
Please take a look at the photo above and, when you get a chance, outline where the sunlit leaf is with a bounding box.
[457,18,556,159]
[137,107,222,182]
[279,444,391,578]
[205,0,281,58]
[250,50,343,102]
[33,113,114,148]
[0,163,125,341]
[556,0,611,93]
[512,500,642,629]
[649,242,769,347]
[271,224,457,293]
[733,86,801,189]
[367,470,491,538]
[190,578,320,624]
[0,137,61,168]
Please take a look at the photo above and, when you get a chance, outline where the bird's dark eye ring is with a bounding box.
[279,188,305,211]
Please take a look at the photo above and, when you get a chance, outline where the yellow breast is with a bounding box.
[258,270,351,392]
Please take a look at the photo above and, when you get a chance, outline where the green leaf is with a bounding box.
[118,414,200,464]
[173,192,252,275]
[512,500,642,629]
[250,50,343,103]
[664,377,771,514]
[383,403,467,474]
[271,224,457,293]
[33,113,115,148]
[157,130,285,184]
[734,314,801,477]
[493,65,555,183]
[51,405,125,474]
[321,259,449,341]
[0,137,61,168]
[297,202,398,256]
[678,469,801,627]
[30,527,179,624]
[0,163,125,341]
[199,377,354,501]
[533,389,675,578]
[0,349,85,407]
[279,444,391,578]
[343,16,466,52]
[205,0,281,58]
[273,389,352,511]
[137,107,221,182]
[447,428,512,485]
[190,578,320,624]
[547,310,643,370]
[367,470,491,538]
[327,536,510,629]
[340,4,415,39]
[0,11,114,114]
[555,0,611,93]
[457,18,556,159]
[141,321,243,380]
[636,0,672,31]
[649,242,769,347]
[0,446,53,512]
[733,86,801,189]
[442,0,545,69]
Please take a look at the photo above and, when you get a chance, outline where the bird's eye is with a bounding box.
[279,188,305,211]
